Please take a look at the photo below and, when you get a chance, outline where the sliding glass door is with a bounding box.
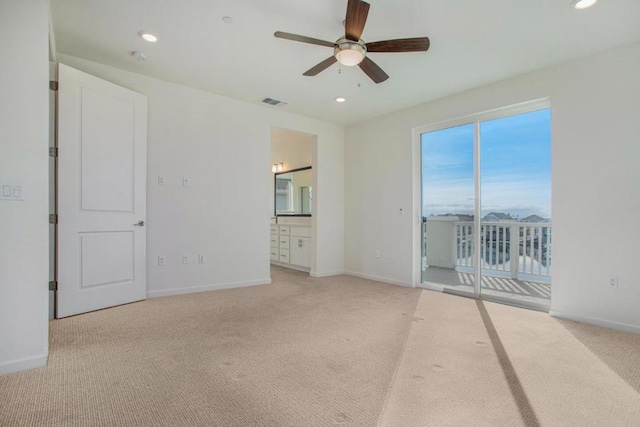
[421,123,477,295]
[479,109,552,307]
[420,103,552,310]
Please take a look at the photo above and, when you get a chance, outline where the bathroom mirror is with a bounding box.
[275,166,312,216]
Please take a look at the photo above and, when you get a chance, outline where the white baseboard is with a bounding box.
[271,261,310,273]
[344,271,414,288]
[549,310,640,334]
[310,270,345,278]
[147,278,271,299]
[0,354,47,375]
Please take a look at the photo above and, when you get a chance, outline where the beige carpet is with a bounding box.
[1,266,639,426]
[0,266,422,426]
[378,292,640,427]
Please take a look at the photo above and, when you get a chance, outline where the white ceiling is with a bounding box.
[51,0,640,126]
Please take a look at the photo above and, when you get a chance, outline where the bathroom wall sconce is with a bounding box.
[272,162,284,173]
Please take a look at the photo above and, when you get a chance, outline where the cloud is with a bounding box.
[421,108,551,218]
[424,178,550,218]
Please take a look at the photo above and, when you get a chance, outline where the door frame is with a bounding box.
[49,62,58,319]
[412,98,551,310]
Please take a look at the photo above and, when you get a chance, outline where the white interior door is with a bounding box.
[57,64,147,318]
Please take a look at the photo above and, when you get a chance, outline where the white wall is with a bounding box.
[56,54,345,296]
[271,128,314,172]
[345,42,640,332]
[0,0,50,374]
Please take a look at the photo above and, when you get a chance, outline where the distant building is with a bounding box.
[424,213,474,222]
[482,212,516,222]
[448,213,474,222]
[520,214,549,223]
[437,213,474,221]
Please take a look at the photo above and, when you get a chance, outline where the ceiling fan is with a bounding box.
[274,0,430,84]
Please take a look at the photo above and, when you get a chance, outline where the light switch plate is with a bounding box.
[0,182,24,201]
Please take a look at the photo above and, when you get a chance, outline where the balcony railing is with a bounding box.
[423,219,552,284]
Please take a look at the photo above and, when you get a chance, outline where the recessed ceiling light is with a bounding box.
[571,0,598,9]
[138,31,158,43]
[222,16,234,24]
[335,97,346,103]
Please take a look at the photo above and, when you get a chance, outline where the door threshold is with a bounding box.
[439,287,549,313]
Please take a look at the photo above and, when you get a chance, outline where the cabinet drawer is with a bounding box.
[290,226,311,238]
[270,248,279,261]
[270,225,278,234]
[279,235,290,248]
[279,226,290,235]
[279,249,290,263]
[270,234,279,248]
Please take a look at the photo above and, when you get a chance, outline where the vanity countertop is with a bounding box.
[271,218,311,226]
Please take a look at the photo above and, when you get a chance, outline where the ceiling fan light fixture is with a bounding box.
[571,0,598,9]
[334,38,366,66]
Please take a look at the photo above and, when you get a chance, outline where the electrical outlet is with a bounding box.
[608,275,618,289]
[183,177,190,187]
[158,175,165,185]
[158,256,166,266]
[182,254,189,265]
[198,254,205,264]
[375,249,380,258]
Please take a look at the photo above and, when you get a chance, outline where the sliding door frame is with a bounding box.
[412,98,551,309]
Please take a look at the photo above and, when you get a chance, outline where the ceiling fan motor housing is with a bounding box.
[334,38,367,66]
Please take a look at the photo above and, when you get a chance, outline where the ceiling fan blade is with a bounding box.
[274,31,335,48]
[366,37,430,53]
[303,56,338,76]
[345,0,370,41]
[358,57,389,84]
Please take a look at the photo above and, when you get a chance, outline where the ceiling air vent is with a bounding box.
[261,97,288,107]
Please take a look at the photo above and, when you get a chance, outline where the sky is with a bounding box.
[421,108,551,219]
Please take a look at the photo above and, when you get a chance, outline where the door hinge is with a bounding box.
[49,147,58,157]
[49,281,58,291]
[49,81,58,91]
[49,214,58,224]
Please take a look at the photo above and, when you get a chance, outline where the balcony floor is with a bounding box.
[422,266,551,309]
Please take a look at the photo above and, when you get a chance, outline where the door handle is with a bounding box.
[134,220,145,226]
